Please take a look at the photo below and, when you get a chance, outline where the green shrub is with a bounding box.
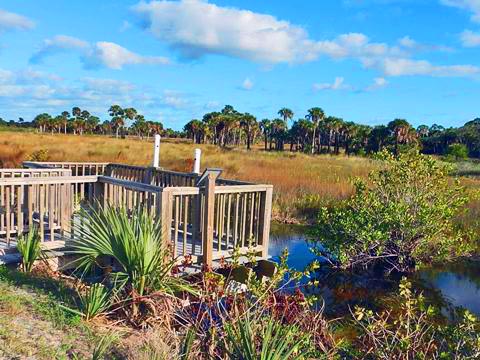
[446,143,469,161]
[71,205,193,297]
[352,278,480,359]
[16,228,41,272]
[309,150,470,273]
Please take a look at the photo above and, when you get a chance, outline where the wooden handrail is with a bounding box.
[98,176,162,193]
[0,175,98,185]
[4,161,274,269]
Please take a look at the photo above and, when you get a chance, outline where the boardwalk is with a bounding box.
[0,162,273,271]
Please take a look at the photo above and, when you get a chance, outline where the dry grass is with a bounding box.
[0,131,376,222]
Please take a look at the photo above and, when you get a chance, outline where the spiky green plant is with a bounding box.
[71,205,193,296]
[78,283,111,321]
[225,315,313,360]
[179,327,196,360]
[16,227,41,272]
[91,331,119,360]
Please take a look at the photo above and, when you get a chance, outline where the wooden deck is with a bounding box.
[0,163,273,271]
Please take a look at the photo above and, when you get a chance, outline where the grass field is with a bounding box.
[0,131,377,222]
[3,131,480,228]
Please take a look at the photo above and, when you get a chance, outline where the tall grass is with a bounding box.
[0,131,375,222]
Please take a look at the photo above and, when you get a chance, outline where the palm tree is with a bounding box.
[259,119,271,151]
[109,105,125,138]
[278,108,293,128]
[86,116,100,134]
[61,111,69,134]
[306,107,325,154]
[124,108,137,135]
[33,113,51,133]
[71,107,82,135]
[271,118,287,150]
[132,114,146,139]
[240,113,258,150]
[388,119,417,154]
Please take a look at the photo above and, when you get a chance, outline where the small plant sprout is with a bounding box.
[16,227,42,273]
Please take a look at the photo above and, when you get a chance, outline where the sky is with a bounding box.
[1,0,480,130]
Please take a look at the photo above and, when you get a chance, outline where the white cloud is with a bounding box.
[30,35,170,70]
[82,78,136,94]
[314,33,400,59]
[132,0,321,63]
[0,9,34,31]
[440,0,480,22]
[461,29,480,46]
[205,100,220,110]
[366,77,388,91]
[313,77,351,91]
[161,90,188,109]
[30,35,90,63]
[366,57,480,77]
[132,1,475,79]
[241,78,254,90]
[86,41,170,69]
[397,35,452,52]
[133,1,405,64]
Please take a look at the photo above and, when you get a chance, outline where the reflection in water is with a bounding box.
[269,224,480,317]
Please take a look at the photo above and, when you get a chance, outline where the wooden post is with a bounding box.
[193,148,201,174]
[143,167,154,185]
[153,134,161,168]
[159,189,173,253]
[202,174,215,267]
[258,186,273,259]
[93,180,105,209]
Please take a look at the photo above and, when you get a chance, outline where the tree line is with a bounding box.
[184,105,480,158]
[3,104,480,158]
[1,105,180,139]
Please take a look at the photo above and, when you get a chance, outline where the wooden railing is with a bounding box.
[105,163,198,187]
[1,168,72,178]
[0,175,99,245]
[9,162,273,268]
[24,161,109,176]
[90,175,272,266]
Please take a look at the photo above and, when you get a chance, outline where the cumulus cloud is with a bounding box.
[460,29,480,46]
[85,41,170,69]
[440,0,480,22]
[30,35,170,69]
[241,78,254,90]
[131,0,475,79]
[0,9,34,32]
[366,77,388,91]
[313,77,351,91]
[397,35,452,52]
[0,68,166,117]
[132,1,405,64]
[83,78,136,94]
[161,90,188,109]
[30,35,89,63]
[132,0,317,63]
[365,57,480,77]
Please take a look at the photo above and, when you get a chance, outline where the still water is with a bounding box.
[269,224,480,317]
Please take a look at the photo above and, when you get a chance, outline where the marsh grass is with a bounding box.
[3,131,480,227]
[0,131,375,222]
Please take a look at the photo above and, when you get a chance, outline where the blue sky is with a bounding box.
[1,0,480,130]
